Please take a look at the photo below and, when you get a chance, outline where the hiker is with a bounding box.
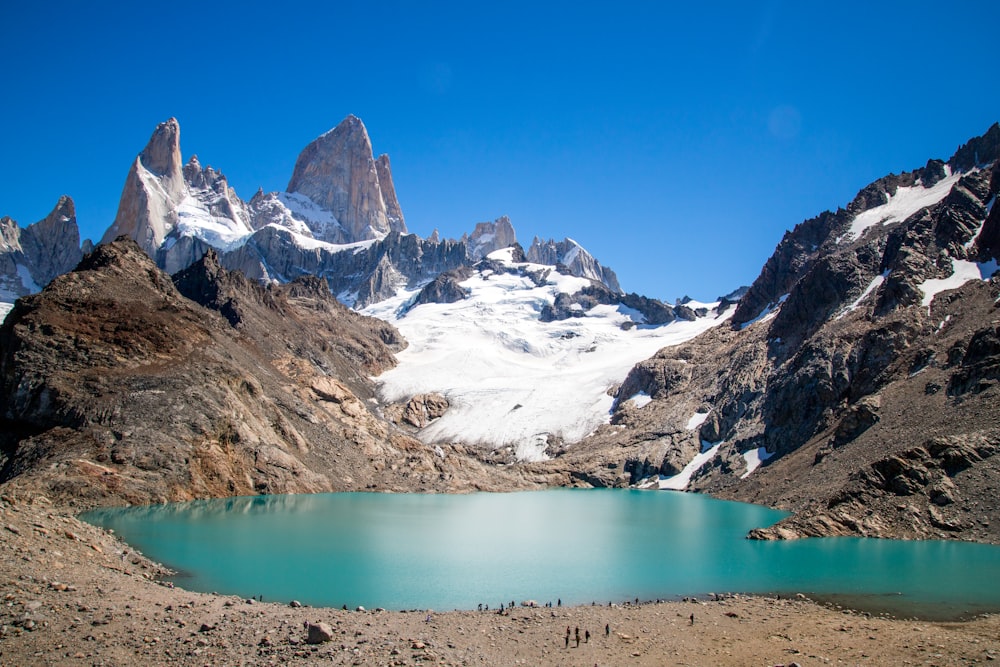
[575,626,580,647]
[689,613,695,625]
[605,623,610,637]
[557,598,561,607]
[585,629,590,643]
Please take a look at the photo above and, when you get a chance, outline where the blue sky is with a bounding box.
[1,1,998,301]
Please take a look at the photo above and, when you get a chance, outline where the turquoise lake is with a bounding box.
[80,489,1000,619]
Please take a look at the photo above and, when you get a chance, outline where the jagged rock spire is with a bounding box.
[101,118,186,254]
[287,115,407,243]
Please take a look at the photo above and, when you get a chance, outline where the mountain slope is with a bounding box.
[0,239,548,507]
[571,123,1000,543]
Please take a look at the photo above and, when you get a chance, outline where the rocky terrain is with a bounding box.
[0,238,572,509]
[567,124,1000,545]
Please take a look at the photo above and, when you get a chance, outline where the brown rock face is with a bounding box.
[287,115,407,243]
[0,240,561,507]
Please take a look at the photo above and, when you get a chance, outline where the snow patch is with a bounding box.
[740,447,773,479]
[842,171,964,243]
[627,392,653,409]
[739,294,788,330]
[685,411,710,430]
[175,195,254,251]
[15,264,40,293]
[0,301,13,323]
[918,259,997,308]
[657,442,723,490]
[836,271,888,319]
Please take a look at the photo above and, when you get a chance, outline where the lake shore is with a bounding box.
[3,495,999,666]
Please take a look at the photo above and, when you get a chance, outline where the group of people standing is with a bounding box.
[564,624,602,648]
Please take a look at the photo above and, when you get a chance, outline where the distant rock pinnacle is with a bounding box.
[101,118,186,254]
[287,115,407,243]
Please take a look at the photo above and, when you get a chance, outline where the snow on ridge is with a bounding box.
[262,224,377,254]
[842,171,964,243]
[739,294,788,331]
[918,258,998,309]
[0,301,14,323]
[364,255,732,461]
[657,441,723,490]
[836,270,888,319]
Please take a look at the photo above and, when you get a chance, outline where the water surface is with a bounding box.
[81,489,1000,619]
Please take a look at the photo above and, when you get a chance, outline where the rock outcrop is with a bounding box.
[527,236,622,293]
[1,196,85,307]
[286,115,406,243]
[100,118,254,275]
[465,217,518,260]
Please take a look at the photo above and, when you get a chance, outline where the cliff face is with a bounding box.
[1,196,84,309]
[286,115,406,243]
[0,239,548,508]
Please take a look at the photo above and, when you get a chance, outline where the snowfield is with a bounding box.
[364,249,733,461]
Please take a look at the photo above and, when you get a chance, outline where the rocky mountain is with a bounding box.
[566,123,1000,544]
[0,238,557,508]
[0,196,87,319]
[95,116,623,308]
[527,236,622,292]
[286,114,406,242]
[3,112,997,549]
[364,245,728,461]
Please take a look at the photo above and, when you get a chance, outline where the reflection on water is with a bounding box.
[81,489,1000,618]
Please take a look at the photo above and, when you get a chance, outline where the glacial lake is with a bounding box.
[80,489,1000,620]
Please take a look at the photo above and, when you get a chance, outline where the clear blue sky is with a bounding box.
[1,1,997,301]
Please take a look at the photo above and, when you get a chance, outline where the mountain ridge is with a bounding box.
[1,117,998,546]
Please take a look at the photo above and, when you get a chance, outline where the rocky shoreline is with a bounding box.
[2,493,998,666]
